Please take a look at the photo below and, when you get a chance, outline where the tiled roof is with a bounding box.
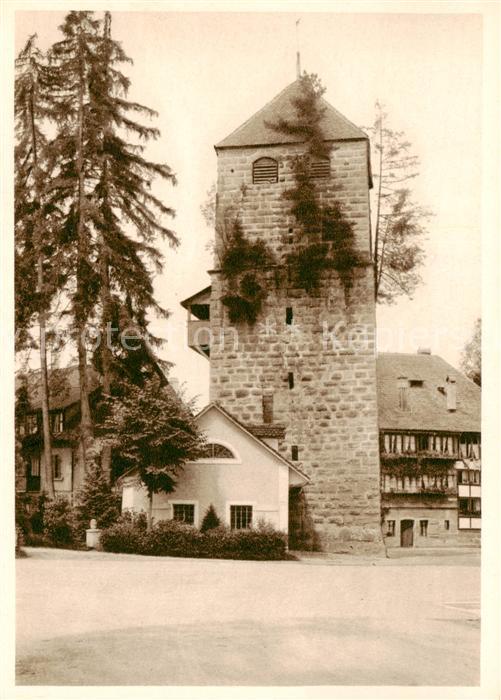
[246,424,286,440]
[215,79,368,149]
[377,353,480,433]
[16,365,100,411]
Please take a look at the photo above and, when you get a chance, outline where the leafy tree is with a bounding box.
[101,378,206,529]
[363,102,431,303]
[200,183,216,229]
[200,504,221,532]
[460,318,481,386]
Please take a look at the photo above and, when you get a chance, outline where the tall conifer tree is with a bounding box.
[47,11,102,471]
[15,35,55,497]
[47,11,177,477]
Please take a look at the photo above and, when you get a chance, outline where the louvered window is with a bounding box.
[310,157,331,179]
[252,157,278,184]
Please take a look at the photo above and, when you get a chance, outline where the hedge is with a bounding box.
[100,516,288,560]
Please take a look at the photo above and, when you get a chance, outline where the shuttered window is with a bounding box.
[310,157,330,179]
[252,157,278,184]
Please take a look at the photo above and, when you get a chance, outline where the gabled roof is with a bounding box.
[196,402,309,484]
[180,285,212,310]
[215,79,368,150]
[377,353,481,433]
[16,365,100,411]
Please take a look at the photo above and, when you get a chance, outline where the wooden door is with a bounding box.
[400,519,414,547]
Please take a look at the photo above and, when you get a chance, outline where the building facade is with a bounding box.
[183,79,383,553]
[377,351,481,548]
[120,403,309,532]
[15,366,100,500]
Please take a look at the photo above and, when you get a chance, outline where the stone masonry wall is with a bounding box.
[209,140,384,553]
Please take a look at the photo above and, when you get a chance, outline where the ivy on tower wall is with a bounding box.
[217,73,364,324]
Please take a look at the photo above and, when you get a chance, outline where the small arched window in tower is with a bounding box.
[252,157,278,184]
[203,443,235,459]
[310,157,331,179]
[286,307,293,325]
[288,372,294,390]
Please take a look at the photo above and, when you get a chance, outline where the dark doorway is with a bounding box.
[400,519,414,547]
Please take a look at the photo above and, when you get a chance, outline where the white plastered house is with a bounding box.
[120,402,309,532]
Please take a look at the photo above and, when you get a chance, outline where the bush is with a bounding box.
[100,516,288,560]
[99,512,148,554]
[200,504,221,533]
[201,522,287,560]
[43,497,77,548]
[15,492,47,539]
[142,520,201,556]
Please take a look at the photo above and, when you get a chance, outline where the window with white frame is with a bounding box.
[386,520,395,536]
[230,505,253,530]
[419,520,428,536]
[173,503,195,525]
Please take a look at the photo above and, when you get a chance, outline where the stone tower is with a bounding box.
[183,79,383,553]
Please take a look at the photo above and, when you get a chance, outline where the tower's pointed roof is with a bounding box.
[215,79,368,150]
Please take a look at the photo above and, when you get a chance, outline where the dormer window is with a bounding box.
[310,157,330,179]
[252,157,278,184]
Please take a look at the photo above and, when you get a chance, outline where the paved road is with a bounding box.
[16,548,480,686]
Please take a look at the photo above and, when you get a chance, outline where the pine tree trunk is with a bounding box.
[98,15,114,482]
[29,81,54,499]
[99,238,112,481]
[38,264,55,499]
[75,25,93,472]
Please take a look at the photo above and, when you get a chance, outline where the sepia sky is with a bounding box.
[15,9,482,407]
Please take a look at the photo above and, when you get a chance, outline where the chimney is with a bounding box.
[446,376,457,412]
[397,376,409,411]
[417,347,431,355]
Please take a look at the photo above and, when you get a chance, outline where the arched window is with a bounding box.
[310,157,331,179]
[252,157,278,184]
[203,443,236,459]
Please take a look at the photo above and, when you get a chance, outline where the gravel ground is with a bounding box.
[16,547,480,686]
